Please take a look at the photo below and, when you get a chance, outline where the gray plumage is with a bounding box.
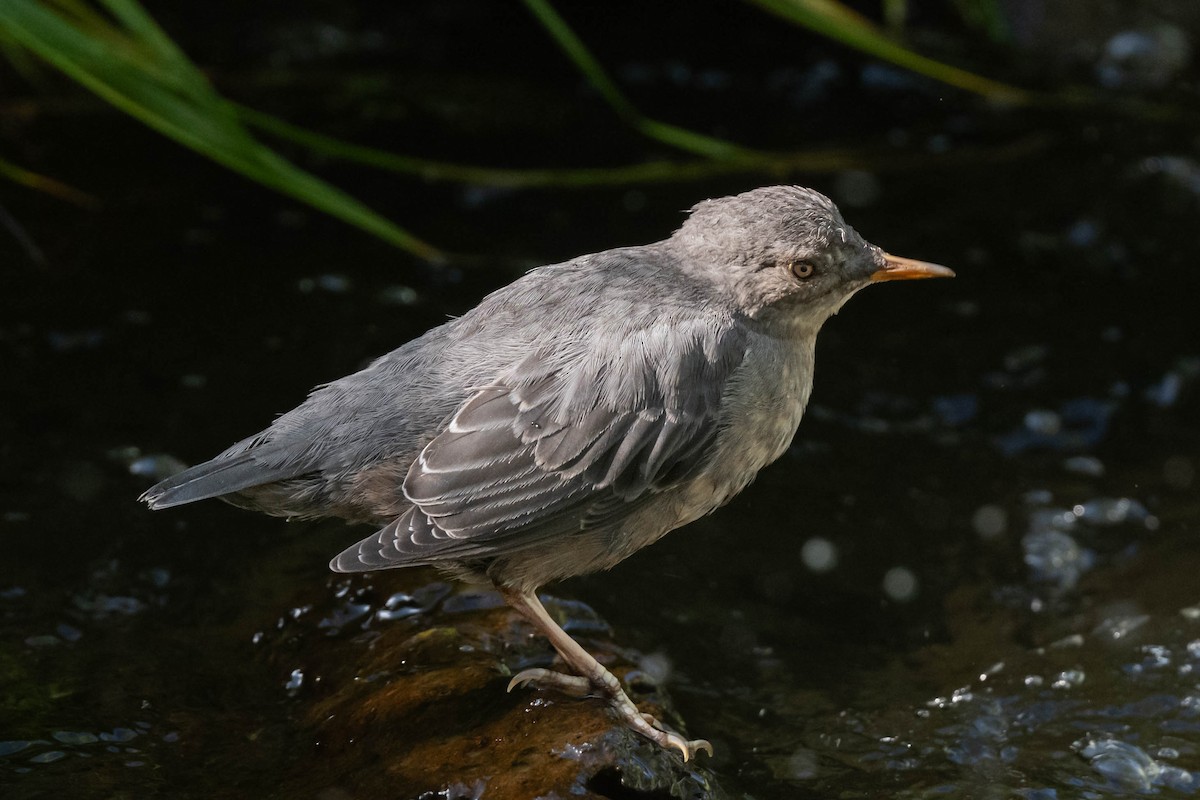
[143,185,949,592]
[142,185,952,759]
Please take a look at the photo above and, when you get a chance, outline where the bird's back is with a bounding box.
[143,243,739,528]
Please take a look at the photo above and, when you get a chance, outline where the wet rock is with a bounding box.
[267,573,725,799]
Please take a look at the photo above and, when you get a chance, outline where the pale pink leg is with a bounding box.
[499,586,713,761]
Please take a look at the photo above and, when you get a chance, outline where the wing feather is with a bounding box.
[331,320,745,573]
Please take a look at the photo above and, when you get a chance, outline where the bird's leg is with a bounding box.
[498,586,713,762]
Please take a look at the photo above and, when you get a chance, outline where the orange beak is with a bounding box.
[871,253,956,282]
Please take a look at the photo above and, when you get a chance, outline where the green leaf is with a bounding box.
[0,0,444,261]
[745,0,1029,102]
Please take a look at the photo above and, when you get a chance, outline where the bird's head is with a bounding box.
[670,185,953,327]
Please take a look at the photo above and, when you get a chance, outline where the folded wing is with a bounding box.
[332,320,744,572]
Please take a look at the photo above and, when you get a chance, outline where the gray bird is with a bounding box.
[141,185,952,760]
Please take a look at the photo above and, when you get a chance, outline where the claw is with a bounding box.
[506,671,536,693]
[661,731,712,762]
[668,736,691,762]
[507,667,593,697]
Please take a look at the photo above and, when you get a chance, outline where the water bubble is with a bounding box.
[285,668,304,695]
[979,662,1005,681]
[882,567,918,602]
[1092,614,1149,641]
[1023,529,1092,590]
[25,634,60,647]
[1080,737,1156,790]
[318,602,371,634]
[1051,670,1085,689]
[1022,489,1054,506]
[1065,218,1100,247]
[635,652,672,685]
[0,741,35,756]
[1004,344,1048,372]
[72,592,146,619]
[1023,410,1062,435]
[801,537,838,573]
[1048,634,1084,650]
[972,505,1007,539]
[1145,371,1184,407]
[377,285,420,306]
[1063,455,1105,477]
[1097,25,1191,90]
[1075,497,1151,526]
[142,567,171,589]
[316,274,352,293]
[53,731,98,745]
[931,394,978,427]
[1078,736,1197,792]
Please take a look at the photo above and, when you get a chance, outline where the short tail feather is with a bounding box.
[140,448,305,509]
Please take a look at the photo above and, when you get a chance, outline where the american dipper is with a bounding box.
[142,185,952,760]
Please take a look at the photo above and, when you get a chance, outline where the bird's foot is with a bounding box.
[508,666,712,761]
[498,588,711,760]
[606,686,713,762]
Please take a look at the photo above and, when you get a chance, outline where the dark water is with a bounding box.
[3,3,1200,797]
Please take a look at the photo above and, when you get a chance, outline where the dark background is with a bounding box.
[3,1,1200,797]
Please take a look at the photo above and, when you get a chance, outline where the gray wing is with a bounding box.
[332,320,745,572]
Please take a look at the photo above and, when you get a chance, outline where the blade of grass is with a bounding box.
[745,0,1030,102]
[519,0,758,160]
[0,202,47,264]
[0,155,99,206]
[0,0,444,261]
[237,103,1050,186]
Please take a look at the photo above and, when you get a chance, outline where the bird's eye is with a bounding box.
[788,260,816,280]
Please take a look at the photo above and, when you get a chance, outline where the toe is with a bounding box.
[507,667,593,697]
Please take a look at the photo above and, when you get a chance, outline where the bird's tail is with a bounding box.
[140,444,305,510]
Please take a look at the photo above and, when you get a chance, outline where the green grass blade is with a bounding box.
[520,0,757,159]
[745,0,1029,102]
[0,0,444,261]
[0,155,99,206]
[237,103,1051,186]
[97,0,212,93]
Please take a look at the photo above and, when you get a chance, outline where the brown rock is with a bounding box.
[263,570,725,799]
